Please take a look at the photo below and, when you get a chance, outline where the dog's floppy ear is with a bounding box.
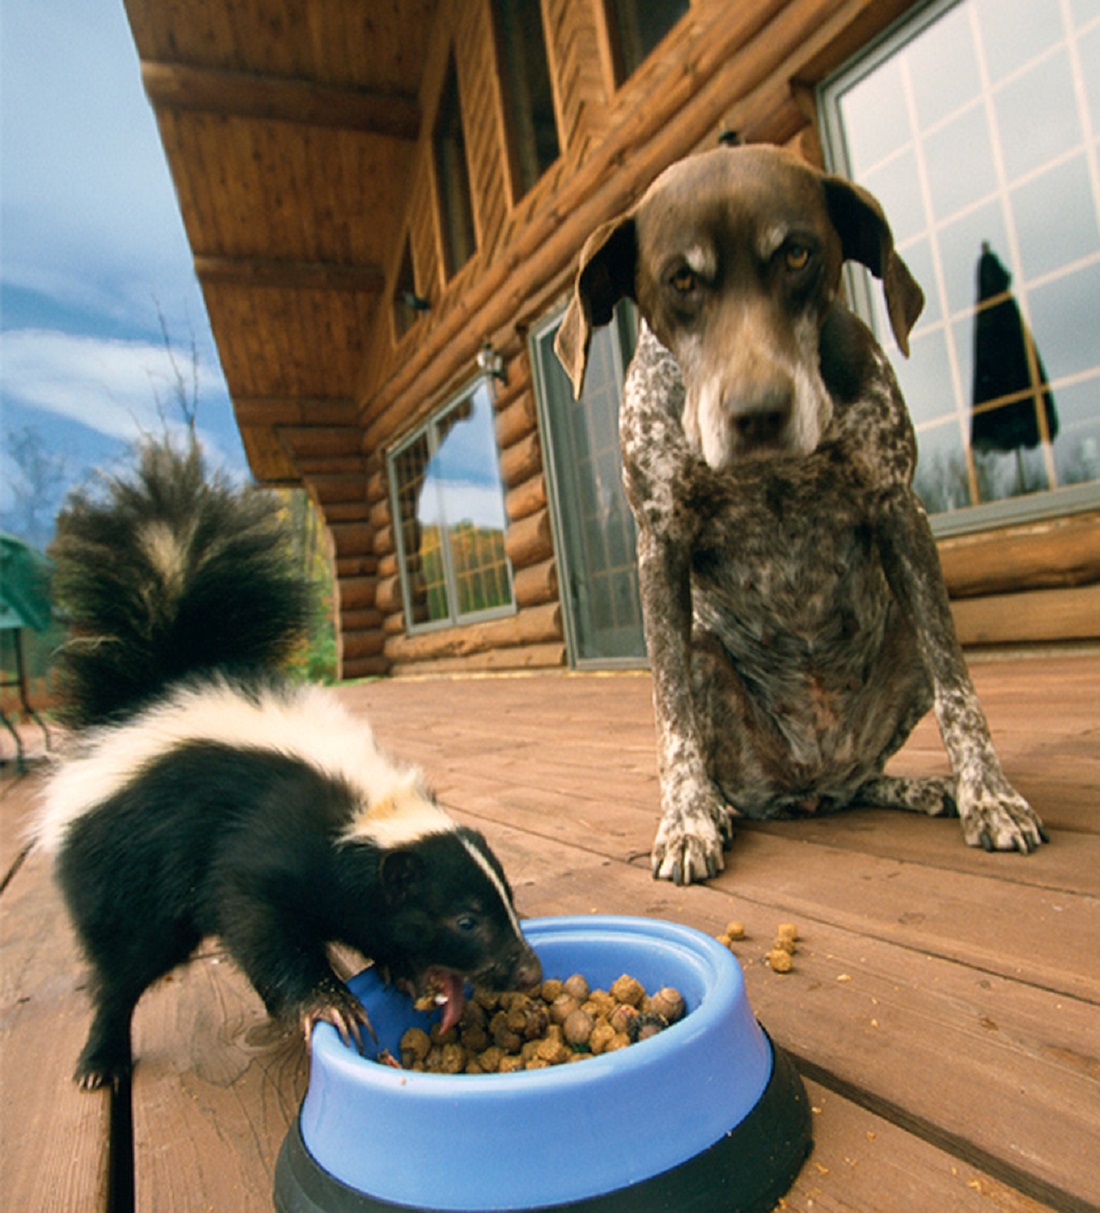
[823,175,924,356]
[554,216,637,397]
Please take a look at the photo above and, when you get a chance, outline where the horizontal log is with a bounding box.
[338,577,376,611]
[339,608,384,633]
[384,601,562,664]
[328,523,374,559]
[277,426,363,459]
[369,496,392,531]
[389,642,566,677]
[141,60,421,138]
[505,507,554,569]
[495,389,538,450]
[302,472,369,504]
[377,553,398,579]
[365,469,388,505]
[234,396,358,427]
[505,472,547,523]
[334,555,378,580]
[373,525,394,556]
[500,430,543,489]
[195,254,385,294]
[940,512,1100,599]
[513,557,558,608]
[340,653,391,680]
[375,574,403,615]
[318,500,371,525]
[340,630,387,662]
[953,583,1100,646]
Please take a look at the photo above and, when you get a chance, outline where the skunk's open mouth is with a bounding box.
[404,968,467,1033]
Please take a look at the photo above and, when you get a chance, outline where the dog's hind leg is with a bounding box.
[852,774,958,818]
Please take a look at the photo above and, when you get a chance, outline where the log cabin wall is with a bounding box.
[345,0,932,676]
[125,0,1100,679]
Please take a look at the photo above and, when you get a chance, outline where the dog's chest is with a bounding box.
[691,464,890,661]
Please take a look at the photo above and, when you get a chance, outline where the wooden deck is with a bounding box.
[2,651,1098,1212]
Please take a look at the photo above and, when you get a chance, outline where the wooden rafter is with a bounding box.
[194,254,385,294]
[141,60,421,139]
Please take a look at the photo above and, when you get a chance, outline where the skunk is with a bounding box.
[33,440,540,1090]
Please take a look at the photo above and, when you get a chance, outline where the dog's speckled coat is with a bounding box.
[557,144,1045,884]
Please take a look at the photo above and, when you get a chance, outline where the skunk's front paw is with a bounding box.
[299,978,374,1049]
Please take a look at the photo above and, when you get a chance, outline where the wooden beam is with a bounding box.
[195,254,385,294]
[140,60,421,139]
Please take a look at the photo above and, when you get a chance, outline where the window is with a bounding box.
[494,0,561,198]
[530,302,646,666]
[434,56,478,277]
[392,239,423,341]
[820,0,1100,534]
[389,380,515,632]
[605,0,689,84]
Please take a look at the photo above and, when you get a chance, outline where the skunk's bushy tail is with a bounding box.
[50,439,314,728]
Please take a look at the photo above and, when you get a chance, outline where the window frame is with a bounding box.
[433,53,478,280]
[388,375,517,636]
[817,0,1100,538]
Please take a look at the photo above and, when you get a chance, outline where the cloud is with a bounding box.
[1,328,228,443]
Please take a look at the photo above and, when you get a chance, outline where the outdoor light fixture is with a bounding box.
[477,341,506,383]
[402,291,431,312]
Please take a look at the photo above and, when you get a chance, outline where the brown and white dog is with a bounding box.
[556,143,1046,885]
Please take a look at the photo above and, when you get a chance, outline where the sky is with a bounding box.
[1,0,248,550]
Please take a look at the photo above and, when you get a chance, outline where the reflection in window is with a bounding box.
[390,382,515,632]
[494,0,561,198]
[605,0,689,84]
[820,0,1100,530]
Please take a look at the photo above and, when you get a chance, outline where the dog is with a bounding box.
[555,143,1046,884]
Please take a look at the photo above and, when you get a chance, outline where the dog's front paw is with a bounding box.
[651,785,733,885]
[956,771,1047,854]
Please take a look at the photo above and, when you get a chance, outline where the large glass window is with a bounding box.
[494,0,561,198]
[389,380,515,632]
[530,303,645,666]
[820,0,1100,534]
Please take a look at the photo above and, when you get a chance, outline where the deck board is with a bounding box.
[1,652,1097,1211]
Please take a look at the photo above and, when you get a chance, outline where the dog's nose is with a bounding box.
[731,387,792,451]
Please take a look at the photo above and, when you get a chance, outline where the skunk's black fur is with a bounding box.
[36,441,540,1090]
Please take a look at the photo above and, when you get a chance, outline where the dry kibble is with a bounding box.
[771,936,796,955]
[610,974,645,1007]
[608,1003,638,1035]
[649,987,686,1023]
[767,949,793,973]
[563,973,590,1001]
[726,921,746,940]
[563,1008,595,1048]
[777,923,799,943]
[381,973,686,1071]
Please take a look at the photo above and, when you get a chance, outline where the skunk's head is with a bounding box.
[341,783,542,1031]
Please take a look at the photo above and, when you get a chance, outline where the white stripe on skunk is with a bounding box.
[34,677,450,855]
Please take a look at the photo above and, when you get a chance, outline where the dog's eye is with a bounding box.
[456,914,479,933]
[670,266,697,293]
[785,244,811,272]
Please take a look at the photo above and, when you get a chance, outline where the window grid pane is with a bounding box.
[823,0,1100,528]
[389,382,515,634]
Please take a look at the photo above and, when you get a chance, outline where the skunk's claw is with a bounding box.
[299,981,375,1049]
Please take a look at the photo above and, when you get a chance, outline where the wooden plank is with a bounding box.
[786,1079,1061,1213]
[131,949,307,1213]
[141,60,422,138]
[0,776,112,1213]
[452,818,1100,1210]
[194,253,385,294]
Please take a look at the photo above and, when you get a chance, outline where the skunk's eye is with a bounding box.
[785,244,811,272]
[670,266,697,294]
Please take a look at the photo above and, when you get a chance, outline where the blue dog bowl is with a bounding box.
[274,916,811,1212]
